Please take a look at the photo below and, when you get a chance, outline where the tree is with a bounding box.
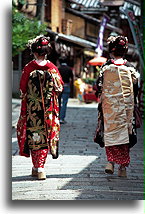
[12,1,47,56]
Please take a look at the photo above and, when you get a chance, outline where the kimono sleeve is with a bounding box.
[96,69,104,98]
[129,67,140,84]
[19,63,32,95]
[130,67,140,104]
[49,68,64,93]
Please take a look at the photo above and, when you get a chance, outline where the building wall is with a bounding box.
[21,0,37,17]
[65,12,85,38]
[120,19,134,44]
[51,0,63,33]
[85,22,100,38]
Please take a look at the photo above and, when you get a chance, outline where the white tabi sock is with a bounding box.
[38,167,45,172]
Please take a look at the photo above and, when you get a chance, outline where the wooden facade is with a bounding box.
[65,12,85,38]
[12,0,142,95]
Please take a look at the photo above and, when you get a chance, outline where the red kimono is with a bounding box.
[17,60,63,159]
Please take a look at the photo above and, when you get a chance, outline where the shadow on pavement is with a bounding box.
[12,105,144,200]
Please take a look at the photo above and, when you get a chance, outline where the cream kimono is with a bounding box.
[95,59,139,148]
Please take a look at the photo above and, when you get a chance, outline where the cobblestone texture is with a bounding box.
[12,99,144,200]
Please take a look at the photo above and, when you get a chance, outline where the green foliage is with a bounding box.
[12,6,47,56]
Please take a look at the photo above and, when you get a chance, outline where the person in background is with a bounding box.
[74,75,86,102]
[95,35,139,177]
[58,57,74,124]
[17,35,63,180]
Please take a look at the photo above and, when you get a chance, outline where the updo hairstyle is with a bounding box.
[107,35,128,57]
[27,35,52,56]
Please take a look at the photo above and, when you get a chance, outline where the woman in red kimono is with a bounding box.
[95,35,139,177]
[17,35,63,180]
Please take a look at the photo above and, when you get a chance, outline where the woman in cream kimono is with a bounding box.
[17,35,63,180]
[95,36,139,177]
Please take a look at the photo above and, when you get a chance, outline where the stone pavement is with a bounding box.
[12,98,144,200]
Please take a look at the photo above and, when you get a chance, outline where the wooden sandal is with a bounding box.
[105,162,114,174]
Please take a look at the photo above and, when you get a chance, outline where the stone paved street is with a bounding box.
[12,99,144,200]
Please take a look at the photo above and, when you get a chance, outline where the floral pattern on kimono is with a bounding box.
[17,61,63,158]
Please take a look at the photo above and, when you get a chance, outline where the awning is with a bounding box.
[46,28,137,56]
[87,56,107,66]
[57,33,97,48]
[46,28,97,49]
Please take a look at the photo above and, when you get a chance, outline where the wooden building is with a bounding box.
[12,0,142,95]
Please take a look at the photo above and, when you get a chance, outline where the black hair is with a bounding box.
[59,56,67,64]
[107,35,128,57]
[28,36,52,56]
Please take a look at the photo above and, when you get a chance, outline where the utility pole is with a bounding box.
[41,0,45,23]
[36,0,45,23]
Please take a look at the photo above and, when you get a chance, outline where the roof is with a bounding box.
[58,33,97,49]
[69,0,141,17]
[46,28,135,55]
[46,28,97,48]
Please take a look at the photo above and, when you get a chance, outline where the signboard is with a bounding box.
[95,15,110,56]
[122,7,144,69]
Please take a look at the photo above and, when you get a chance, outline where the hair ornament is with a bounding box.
[119,40,125,46]
[125,37,128,44]
[27,35,50,49]
[41,39,49,45]
[107,36,116,44]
